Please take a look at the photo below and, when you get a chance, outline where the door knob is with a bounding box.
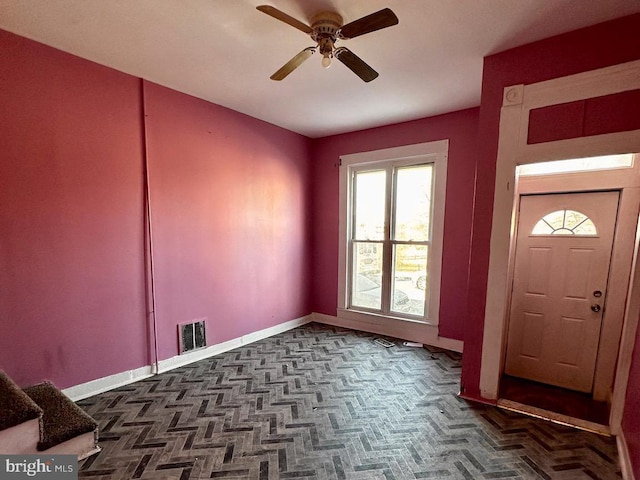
[591,304,601,312]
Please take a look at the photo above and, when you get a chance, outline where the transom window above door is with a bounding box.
[518,153,634,176]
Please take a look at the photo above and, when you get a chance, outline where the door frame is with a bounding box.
[479,59,640,434]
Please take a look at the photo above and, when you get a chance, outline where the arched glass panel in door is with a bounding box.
[531,209,597,236]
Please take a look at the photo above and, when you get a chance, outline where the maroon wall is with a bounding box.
[462,13,640,399]
[624,309,640,472]
[527,90,640,144]
[462,15,640,473]
[143,82,312,360]
[0,29,148,388]
[310,109,479,341]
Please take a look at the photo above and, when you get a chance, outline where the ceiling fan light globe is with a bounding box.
[322,55,332,69]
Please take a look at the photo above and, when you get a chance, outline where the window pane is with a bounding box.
[392,244,427,316]
[531,209,597,236]
[564,210,588,229]
[531,222,553,235]
[518,153,634,176]
[394,165,433,241]
[542,210,565,230]
[354,170,386,240]
[573,219,597,235]
[351,241,383,310]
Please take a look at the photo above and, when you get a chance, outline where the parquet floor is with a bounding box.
[77,323,621,479]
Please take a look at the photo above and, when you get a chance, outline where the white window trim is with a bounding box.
[338,140,448,326]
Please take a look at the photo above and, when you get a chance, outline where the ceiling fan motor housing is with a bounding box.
[310,12,343,55]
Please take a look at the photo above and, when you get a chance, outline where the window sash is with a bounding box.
[337,139,448,326]
[348,161,434,319]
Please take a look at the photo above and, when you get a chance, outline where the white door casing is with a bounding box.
[479,60,640,435]
[505,191,619,392]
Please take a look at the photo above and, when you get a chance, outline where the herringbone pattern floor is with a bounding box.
[77,323,621,479]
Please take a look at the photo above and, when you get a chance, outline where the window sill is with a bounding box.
[337,307,438,327]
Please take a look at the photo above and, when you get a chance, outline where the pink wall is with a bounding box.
[0,29,312,388]
[310,109,479,341]
[0,30,148,388]
[3,20,640,470]
[143,82,312,360]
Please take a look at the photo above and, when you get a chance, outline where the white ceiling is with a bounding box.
[1,1,639,138]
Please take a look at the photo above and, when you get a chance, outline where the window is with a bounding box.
[338,141,448,324]
[518,153,634,176]
[531,209,597,236]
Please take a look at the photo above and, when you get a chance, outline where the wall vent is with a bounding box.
[179,319,206,354]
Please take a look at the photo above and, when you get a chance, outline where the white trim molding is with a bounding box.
[63,366,154,402]
[157,315,312,373]
[517,60,640,165]
[618,429,636,480]
[313,312,463,353]
[63,315,312,401]
[610,215,640,434]
[480,58,640,434]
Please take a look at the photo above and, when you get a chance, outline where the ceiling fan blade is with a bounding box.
[270,47,315,80]
[256,5,313,35]
[338,8,399,39]
[334,47,379,82]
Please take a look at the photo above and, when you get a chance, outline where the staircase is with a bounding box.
[0,371,100,459]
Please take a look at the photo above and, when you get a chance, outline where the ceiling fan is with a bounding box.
[256,5,399,82]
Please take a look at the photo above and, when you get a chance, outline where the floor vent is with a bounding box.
[179,319,206,353]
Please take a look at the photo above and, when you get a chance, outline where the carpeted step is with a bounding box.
[0,371,43,454]
[23,382,98,451]
[0,371,42,431]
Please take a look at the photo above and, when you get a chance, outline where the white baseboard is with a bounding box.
[312,312,463,353]
[63,314,313,401]
[62,366,154,402]
[157,314,313,373]
[618,429,636,480]
[63,312,460,402]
